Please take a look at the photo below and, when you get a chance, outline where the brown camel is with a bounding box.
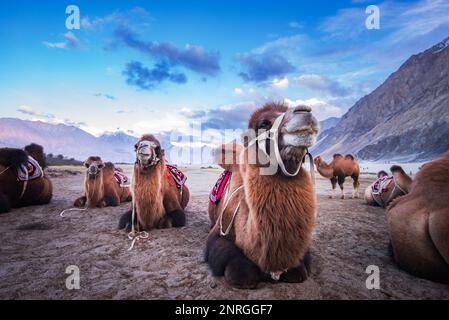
[118,134,190,232]
[0,143,53,213]
[314,154,360,199]
[387,152,449,284]
[74,157,132,208]
[205,102,319,289]
[364,165,413,207]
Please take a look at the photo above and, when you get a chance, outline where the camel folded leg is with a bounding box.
[279,250,311,283]
[159,209,186,228]
[0,192,11,214]
[388,198,449,283]
[205,234,261,289]
[74,196,87,208]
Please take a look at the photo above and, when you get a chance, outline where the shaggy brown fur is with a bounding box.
[0,144,52,214]
[314,154,360,199]
[387,152,449,284]
[206,102,318,289]
[74,157,132,208]
[364,165,413,207]
[118,135,190,231]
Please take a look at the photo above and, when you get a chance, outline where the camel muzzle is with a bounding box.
[136,140,160,168]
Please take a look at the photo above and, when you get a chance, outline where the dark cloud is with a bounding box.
[295,74,351,97]
[237,51,296,82]
[179,108,206,119]
[114,26,220,76]
[17,106,55,119]
[123,61,187,90]
[94,93,117,100]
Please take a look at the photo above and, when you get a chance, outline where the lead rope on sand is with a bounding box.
[127,171,149,251]
[59,174,97,217]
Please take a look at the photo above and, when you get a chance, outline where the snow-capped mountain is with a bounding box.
[0,118,137,163]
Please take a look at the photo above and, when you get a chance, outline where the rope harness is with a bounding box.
[372,175,406,208]
[218,112,317,276]
[60,169,99,217]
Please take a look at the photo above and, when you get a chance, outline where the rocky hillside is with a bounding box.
[312,37,449,162]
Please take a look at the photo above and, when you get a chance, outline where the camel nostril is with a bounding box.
[293,105,311,113]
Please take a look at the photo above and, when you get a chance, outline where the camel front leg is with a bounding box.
[338,175,346,199]
[280,250,311,283]
[352,175,360,199]
[205,233,262,289]
[330,177,337,199]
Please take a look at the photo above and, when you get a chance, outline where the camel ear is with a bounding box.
[212,143,242,172]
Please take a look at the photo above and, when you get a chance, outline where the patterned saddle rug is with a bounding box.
[114,170,130,187]
[209,170,232,204]
[16,156,43,182]
[166,164,187,189]
[371,176,393,195]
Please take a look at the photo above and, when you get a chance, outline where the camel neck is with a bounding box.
[240,164,315,272]
[133,163,165,229]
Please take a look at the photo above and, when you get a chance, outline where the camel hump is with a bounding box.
[377,170,389,178]
[344,154,355,160]
[0,148,28,167]
[390,165,405,174]
[104,162,115,169]
[333,153,343,159]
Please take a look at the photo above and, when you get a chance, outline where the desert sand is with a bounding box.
[0,166,448,300]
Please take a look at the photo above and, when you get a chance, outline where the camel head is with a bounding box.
[313,155,324,167]
[24,143,47,169]
[134,134,164,172]
[246,102,319,176]
[84,156,105,180]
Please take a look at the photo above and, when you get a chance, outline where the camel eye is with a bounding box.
[98,164,104,169]
[155,146,161,155]
[84,163,90,168]
[257,120,272,131]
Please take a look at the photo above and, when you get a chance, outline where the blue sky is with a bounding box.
[0,0,448,136]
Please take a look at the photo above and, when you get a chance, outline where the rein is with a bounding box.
[248,112,315,179]
[127,166,149,251]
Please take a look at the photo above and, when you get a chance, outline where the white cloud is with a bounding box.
[272,77,289,90]
[294,74,350,97]
[43,31,81,49]
[288,21,303,29]
[233,88,243,95]
[284,98,343,121]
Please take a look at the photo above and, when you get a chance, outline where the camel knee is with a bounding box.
[165,209,186,228]
[205,235,242,276]
[0,193,11,214]
[74,196,86,208]
[104,195,119,207]
[118,210,133,231]
[280,250,311,283]
[225,255,261,289]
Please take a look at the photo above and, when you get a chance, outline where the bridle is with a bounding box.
[247,112,314,178]
[135,140,160,168]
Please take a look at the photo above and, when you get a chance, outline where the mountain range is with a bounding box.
[1,37,449,164]
[312,36,449,162]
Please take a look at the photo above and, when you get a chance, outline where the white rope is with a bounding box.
[126,167,150,251]
[219,185,244,236]
[0,165,12,176]
[60,173,97,217]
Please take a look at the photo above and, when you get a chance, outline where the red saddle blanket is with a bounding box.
[371,176,393,194]
[209,170,232,204]
[114,170,130,187]
[166,164,187,189]
[15,156,43,181]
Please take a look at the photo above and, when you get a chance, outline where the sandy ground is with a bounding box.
[0,166,448,300]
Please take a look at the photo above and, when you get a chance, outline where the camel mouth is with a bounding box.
[282,125,318,148]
